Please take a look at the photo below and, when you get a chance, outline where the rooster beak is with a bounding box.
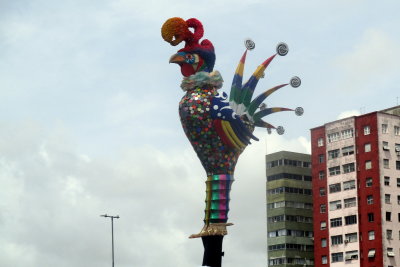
[169,53,185,64]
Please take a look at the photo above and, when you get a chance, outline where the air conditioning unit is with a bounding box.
[344,239,349,244]
[395,147,400,152]
[383,145,389,150]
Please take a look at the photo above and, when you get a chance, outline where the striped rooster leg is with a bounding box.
[189,174,234,238]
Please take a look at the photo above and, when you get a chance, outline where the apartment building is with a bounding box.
[266,151,314,266]
[311,105,400,267]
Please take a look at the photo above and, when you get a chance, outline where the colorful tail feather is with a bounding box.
[229,43,303,135]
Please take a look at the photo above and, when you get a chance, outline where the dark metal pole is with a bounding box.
[202,236,224,267]
[101,214,120,267]
[111,217,114,267]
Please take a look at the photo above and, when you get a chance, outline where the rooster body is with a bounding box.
[180,87,239,175]
[162,17,301,237]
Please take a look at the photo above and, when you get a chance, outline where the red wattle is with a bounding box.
[181,63,195,77]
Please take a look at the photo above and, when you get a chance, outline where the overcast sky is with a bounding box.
[0,0,399,266]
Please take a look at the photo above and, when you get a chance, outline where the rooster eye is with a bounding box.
[185,54,195,64]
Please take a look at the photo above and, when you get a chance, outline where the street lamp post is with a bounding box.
[101,214,120,267]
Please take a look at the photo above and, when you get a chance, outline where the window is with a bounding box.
[344,197,356,208]
[345,250,358,261]
[384,176,390,186]
[345,232,358,243]
[364,143,371,152]
[342,129,354,139]
[342,145,354,156]
[328,132,340,143]
[366,177,373,187]
[320,204,326,213]
[385,194,391,204]
[396,161,400,170]
[383,159,389,169]
[318,137,324,147]
[329,166,340,176]
[387,247,395,257]
[367,195,373,204]
[364,125,370,135]
[365,160,372,170]
[319,171,325,179]
[387,229,393,239]
[368,213,374,222]
[386,212,391,221]
[318,154,324,163]
[328,149,340,159]
[331,252,343,263]
[343,180,355,190]
[343,163,355,173]
[396,143,400,153]
[345,215,357,225]
[267,187,312,195]
[331,235,343,245]
[319,187,326,196]
[395,126,400,136]
[398,195,400,205]
[368,249,376,258]
[382,123,388,134]
[383,141,389,150]
[320,221,326,230]
[321,238,327,247]
[266,159,283,168]
[368,231,375,240]
[322,255,327,264]
[330,217,342,227]
[330,200,342,211]
[342,129,353,139]
[329,183,341,193]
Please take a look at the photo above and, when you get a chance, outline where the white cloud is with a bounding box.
[0,20,37,45]
[337,109,361,120]
[333,28,400,92]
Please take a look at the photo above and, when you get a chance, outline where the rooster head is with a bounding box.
[162,17,215,77]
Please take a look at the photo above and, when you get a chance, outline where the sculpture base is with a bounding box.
[189,223,233,239]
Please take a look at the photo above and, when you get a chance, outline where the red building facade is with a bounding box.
[311,106,400,267]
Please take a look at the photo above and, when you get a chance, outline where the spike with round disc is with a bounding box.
[290,76,301,88]
[244,38,255,51]
[276,42,288,56]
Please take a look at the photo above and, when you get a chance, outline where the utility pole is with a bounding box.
[101,214,120,267]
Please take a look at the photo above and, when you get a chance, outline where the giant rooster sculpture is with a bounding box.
[161,17,302,266]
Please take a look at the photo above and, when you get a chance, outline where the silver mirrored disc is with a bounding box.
[295,107,304,116]
[276,42,288,56]
[290,76,301,88]
[276,126,285,135]
[244,38,255,50]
